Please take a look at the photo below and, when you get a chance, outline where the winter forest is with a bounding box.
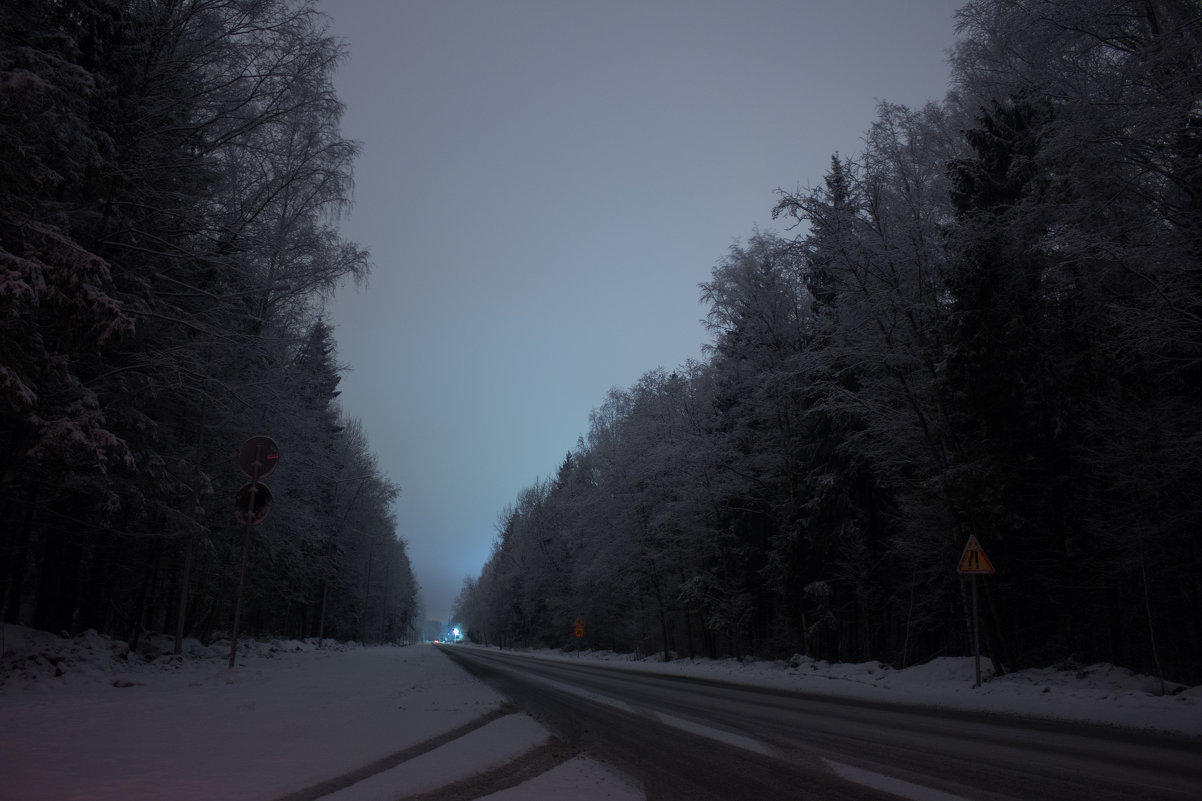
[1,0,418,649]
[455,0,1202,684]
[3,0,1200,685]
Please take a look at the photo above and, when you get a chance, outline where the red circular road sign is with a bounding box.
[234,482,272,525]
[237,436,279,479]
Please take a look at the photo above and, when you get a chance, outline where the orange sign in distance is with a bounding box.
[957,535,996,574]
[573,618,585,638]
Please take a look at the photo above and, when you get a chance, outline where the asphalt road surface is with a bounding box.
[437,646,1202,801]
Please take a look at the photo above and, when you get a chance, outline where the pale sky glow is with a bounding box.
[318,0,964,625]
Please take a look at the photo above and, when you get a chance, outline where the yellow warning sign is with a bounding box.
[957,535,996,574]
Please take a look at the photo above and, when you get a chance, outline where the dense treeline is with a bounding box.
[455,0,1202,683]
[1,0,417,649]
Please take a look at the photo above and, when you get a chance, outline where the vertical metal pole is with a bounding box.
[972,574,982,689]
[229,459,261,669]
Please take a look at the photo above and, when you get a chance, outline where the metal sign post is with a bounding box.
[229,436,278,669]
[957,535,996,688]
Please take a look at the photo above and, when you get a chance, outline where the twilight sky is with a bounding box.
[317,0,963,626]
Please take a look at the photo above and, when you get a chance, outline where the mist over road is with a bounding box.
[438,646,1202,801]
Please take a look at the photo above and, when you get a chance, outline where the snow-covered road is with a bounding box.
[2,623,1199,800]
[444,646,1202,800]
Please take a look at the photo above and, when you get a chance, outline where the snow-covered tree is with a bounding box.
[0,0,409,651]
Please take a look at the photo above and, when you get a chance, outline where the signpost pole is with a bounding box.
[228,435,278,670]
[956,535,995,689]
[573,618,585,654]
[971,574,981,689]
[228,465,259,669]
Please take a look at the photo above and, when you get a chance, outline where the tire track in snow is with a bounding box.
[395,738,579,801]
[271,703,520,801]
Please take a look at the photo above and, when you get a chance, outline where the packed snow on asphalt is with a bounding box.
[1,623,1198,800]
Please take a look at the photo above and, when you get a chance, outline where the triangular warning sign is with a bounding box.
[957,535,996,574]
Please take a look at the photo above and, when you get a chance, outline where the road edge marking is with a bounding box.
[822,758,976,801]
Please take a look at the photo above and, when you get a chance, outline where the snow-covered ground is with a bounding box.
[0,625,639,801]
[2,623,1198,801]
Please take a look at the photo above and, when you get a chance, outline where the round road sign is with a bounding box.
[238,436,279,479]
[234,482,272,524]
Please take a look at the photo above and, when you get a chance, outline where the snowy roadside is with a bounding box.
[2,623,1199,801]
[0,624,639,801]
